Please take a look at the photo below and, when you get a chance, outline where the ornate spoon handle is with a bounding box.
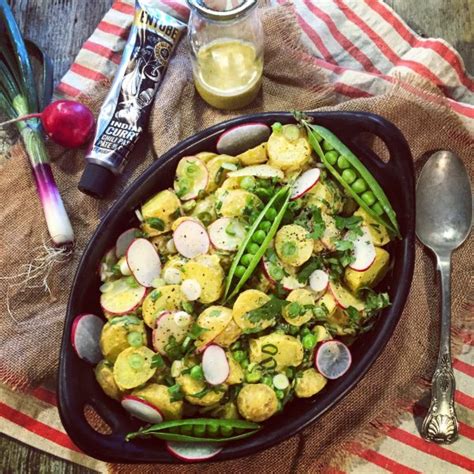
[421,253,459,444]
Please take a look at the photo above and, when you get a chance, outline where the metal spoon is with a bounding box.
[416,150,472,444]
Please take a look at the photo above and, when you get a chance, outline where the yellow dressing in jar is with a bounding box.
[193,39,263,110]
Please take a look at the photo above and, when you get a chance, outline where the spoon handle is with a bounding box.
[421,253,459,444]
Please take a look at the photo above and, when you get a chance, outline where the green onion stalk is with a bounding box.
[0,0,74,246]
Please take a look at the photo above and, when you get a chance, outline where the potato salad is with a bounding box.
[91,120,395,430]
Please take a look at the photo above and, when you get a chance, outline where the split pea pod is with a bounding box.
[126,418,260,443]
[305,123,400,237]
[225,186,291,301]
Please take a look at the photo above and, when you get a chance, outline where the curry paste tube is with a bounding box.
[79,1,186,199]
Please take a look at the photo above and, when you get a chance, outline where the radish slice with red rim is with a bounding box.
[71,314,104,364]
[100,277,147,314]
[166,441,223,462]
[216,123,271,156]
[173,156,209,201]
[126,238,162,287]
[208,217,246,251]
[281,275,304,291]
[348,227,376,271]
[152,311,192,355]
[315,340,352,379]
[309,269,329,293]
[173,220,210,258]
[121,395,164,423]
[116,228,140,258]
[328,281,364,311]
[202,344,229,385]
[290,168,321,200]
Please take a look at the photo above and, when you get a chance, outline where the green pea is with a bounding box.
[265,208,277,220]
[245,369,261,383]
[240,253,253,266]
[193,424,207,437]
[247,243,260,255]
[351,178,368,194]
[127,331,143,348]
[262,375,273,386]
[180,424,193,435]
[302,333,317,350]
[300,326,311,336]
[220,425,234,437]
[361,191,376,206]
[240,359,249,369]
[240,176,256,191]
[252,230,266,244]
[289,325,300,336]
[275,389,285,400]
[341,168,357,184]
[259,220,272,232]
[255,187,272,200]
[235,265,246,278]
[190,365,204,380]
[337,156,350,169]
[207,422,219,437]
[325,150,338,165]
[233,350,246,363]
[372,202,384,216]
[322,139,334,152]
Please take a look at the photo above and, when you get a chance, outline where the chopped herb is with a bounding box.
[109,315,141,326]
[189,387,210,399]
[151,354,165,369]
[261,357,277,370]
[164,336,182,360]
[150,290,162,302]
[188,323,208,340]
[246,296,289,324]
[182,301,194,313]
[335,215,363,235]
[308,207,325,240]
[170,208,181,220]
[364,290,390,316]
[282,241,297,256]
[286,301,302,318]
[145,217,165,231]
[225,222,236,236]
[126,276,140,288]
[297,257,322,283]
[334,239,354,252]
[168,383,184,402]
[262,343,278,355]
[209,309,221,318]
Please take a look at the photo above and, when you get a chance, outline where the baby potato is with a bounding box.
[113,346,156,391]
[195,306,233,349]
[354,208,390,246]
[283,289,316,326]
[196,151,217,163]
[99,316,147,362]
[294,369,327,398]
[344,246,390,293]
[237,142,268,165]
[267,125,311,172]
[191,195,217,225]
[132,383,183,420]
[319,214,340,251]
[141,189,181,236]
[95,360,123,400]
[237,383,278,422]
[221,177,243,190]
[232,289,272,331]
[327,307,357,336]
[216,189,262,218]
[226,353,244,385]
[249,333,303,370]
[142,285,187,328]
[205,155,240,193]
[275,224,313,267]
[306,179,343,214]
[181,255,224,304]
[318,291,337,318]
[176,373,226,406]
[213,318,242,347]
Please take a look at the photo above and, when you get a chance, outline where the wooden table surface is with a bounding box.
[1,0,472,472]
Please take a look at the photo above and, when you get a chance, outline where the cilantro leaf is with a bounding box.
[246,296,288,324]
[145,217,165,231]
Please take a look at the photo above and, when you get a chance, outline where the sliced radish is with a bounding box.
[166,441,223,462]
[228,164,283,180]
[71,314,104,364]
[315,340,352,379]
[208,217,246,251]
[181,279,202,301]
[173,156,209,201]
[202,344,229,385]
[348,227,376,271]
[126,238,162,287]
[173,220,210,258]
[116,228,140,258]
[216,122,271,156]
[309,269,329,293]
[100,277,147,314]
[329,281,364,311]
[290,168,321,200]
[282,275,304,291]
[152,311,192,355]
[121,395,164,424]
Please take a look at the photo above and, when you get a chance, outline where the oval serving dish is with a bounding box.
[59,111,415,463]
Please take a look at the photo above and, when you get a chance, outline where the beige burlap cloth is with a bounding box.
[0,5,472,473]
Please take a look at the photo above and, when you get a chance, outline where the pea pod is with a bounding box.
[224,186,290,300]
[126,418,260,443]
[303,122,400,238]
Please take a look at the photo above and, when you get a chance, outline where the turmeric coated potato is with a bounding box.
[195,306,233,349]
[132,383,183,420]
[141,190,181,236]
[232,289,272,331]
[283,288,316,326]
[176,373,226,406]
[95,360,123,400]
[294,369,327,398]
[225,354,244,385]
[237,383,278,422]
[205,155,240,193]
[354,207,390,246]
[237,142,268,165]
[213,318,242,347]
[113,346,156,391]
[267,125,311,172]
[249,333,303,370]
[216,189,262,218]
[142,285,187,328]
[275,224,313,267]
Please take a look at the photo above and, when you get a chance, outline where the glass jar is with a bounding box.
[186,0,264,110]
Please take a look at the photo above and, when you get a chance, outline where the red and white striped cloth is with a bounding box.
[1,1,473,472]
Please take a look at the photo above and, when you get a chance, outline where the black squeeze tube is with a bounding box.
[78,1,186,199]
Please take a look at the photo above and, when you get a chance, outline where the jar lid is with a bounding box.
[186,0,258,21]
